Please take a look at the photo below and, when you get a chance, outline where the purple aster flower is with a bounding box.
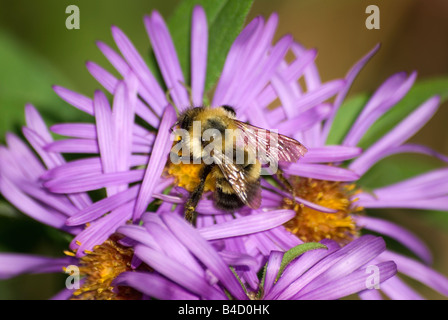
[115,211,396,300]
[40,6,344,256]
[1,4,445,300]
[0,104,90,235]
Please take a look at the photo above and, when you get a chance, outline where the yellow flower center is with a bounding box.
[67,237,141,300]
[282,177,362,244]
[165,161,215,192]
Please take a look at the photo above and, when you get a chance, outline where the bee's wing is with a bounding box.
[233,120,308,166]
[213,151,262,210]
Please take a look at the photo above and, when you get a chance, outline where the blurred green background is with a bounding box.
[0,0,447,299]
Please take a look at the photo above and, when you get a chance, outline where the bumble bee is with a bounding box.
[171,105,307,224]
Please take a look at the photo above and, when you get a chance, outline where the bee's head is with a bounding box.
[221,105,236,118]
[177,107,203,130]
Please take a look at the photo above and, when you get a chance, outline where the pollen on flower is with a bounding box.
[282,177,362,244]
[70,236,141,300]
[165,160,215,192]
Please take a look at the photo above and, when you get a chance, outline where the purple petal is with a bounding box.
[71,202,134,256]
[4,133,45,180]
[0,254,75,279]
[133,106,177,220]
[67,178,171,226]
[51,287,77,300]
[22,128,92,210]
[321,44,380,145]
[372,168,448,200]
[43,157,102,180]
[87,60,161,128]
[358,288,384,300]
[219,251,258,268]
[190,5,208,106]
[144,219,205,274]
[86,61,118,94]
[238,14,278,90]
[197,210,296,240]
[13,181,78,217]
[45,139,100,154]
[213,17,262,105]
[114,271,199,300]
[22,128,64,170]
[277,235,383,299]
[44,169,145,194]
[372,143,448,164]
[300,146,362,163]
[350,96,441,175]
[291,42,321,90]
[266,239,339,299]
[67,185,138,226]
[51,123,97,139]
[277,104,332,135]
[43,155,150,181]
[111,25,167,112]
[357,195,448,211]
[255,48,317,108]
[359,72,416,121]
[380,250,448,297]
[96,41,130,76]
[296,261,397,300]
[117,224,160,250]
[94,90,118,196]
[134,244,226,299]
[355,216,432,264]
[45,138,151,155]
[162,212,248,300]
[0,175,67,229]
[236,35,293,113]
[282,162,360,181]
[144,11,190,109]
[380,275,424,300]
[112,80,136,189]
[343,72,417,147]
[25,104,53,142]
[292,80,346,118]
[52,86,94,115]
[263,251,284,295]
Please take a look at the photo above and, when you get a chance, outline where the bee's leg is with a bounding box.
[276,167,297,205]
[185,164,213,225]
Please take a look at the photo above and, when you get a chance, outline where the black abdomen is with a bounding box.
[214,187,245,211]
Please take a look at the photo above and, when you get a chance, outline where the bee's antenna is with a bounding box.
[276,168,297,206]
[169,121,178,133]
[178,80,194,106]
[165,88,179,116]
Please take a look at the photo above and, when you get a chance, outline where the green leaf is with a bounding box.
[167,0,254,95]
[230,266,249,297]
[326,94,369,145]
[358,77,448,149]
[0,30,90,140]
[276,242,327,281]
